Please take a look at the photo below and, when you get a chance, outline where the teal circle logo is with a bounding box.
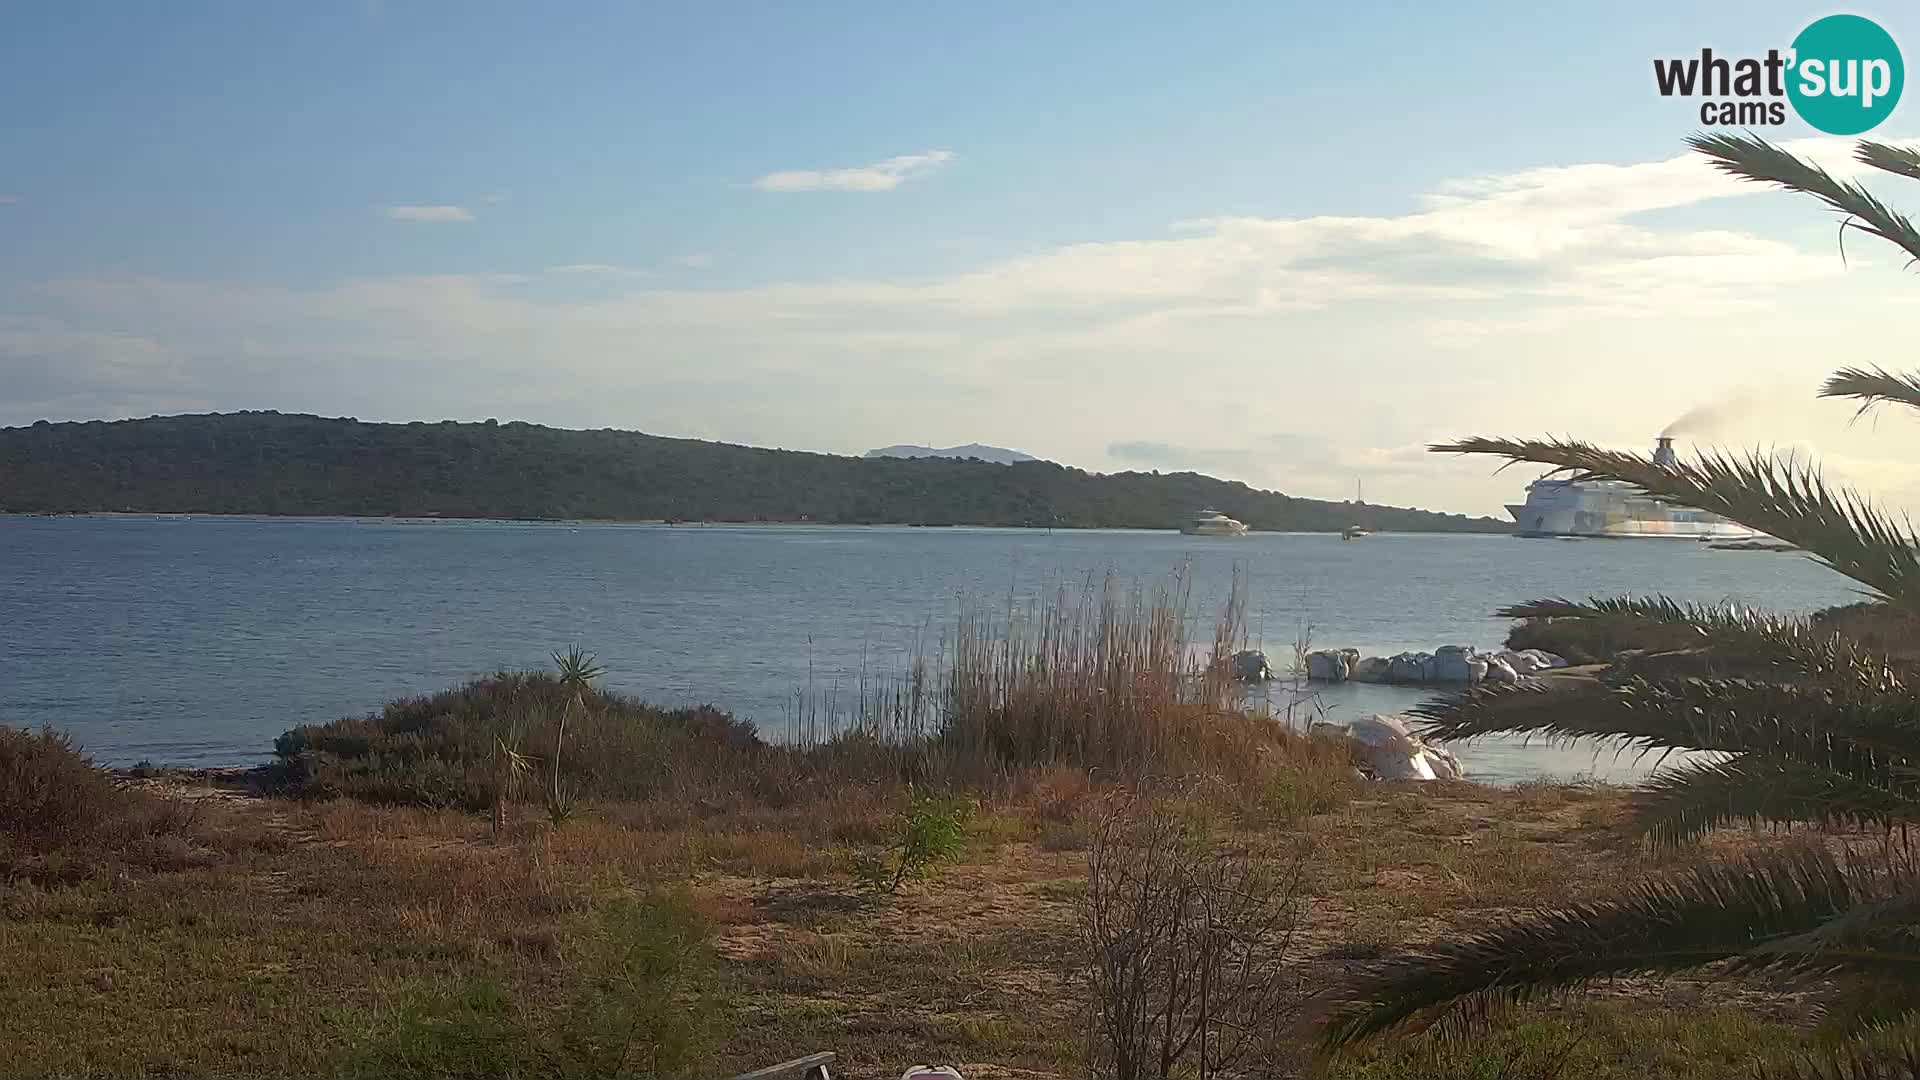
[1788,14,1904,135]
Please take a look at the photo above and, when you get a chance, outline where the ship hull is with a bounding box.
[1505,487,1759,540]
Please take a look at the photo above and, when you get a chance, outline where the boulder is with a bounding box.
[1497,649,1570,677]
[1313,713,1464,781]
[1305,650,1350,682]
[1230,650,1273,682]
[1350,656,1392,683]
[1431,644,1476,683]
[1483,655,1518,683]
[1387,652,1429,684]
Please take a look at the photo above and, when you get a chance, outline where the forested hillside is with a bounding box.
[0,412,1509,532]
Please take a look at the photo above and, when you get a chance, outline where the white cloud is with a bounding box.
[673,253,716,269]
[751,150,954,192]
[385,204,475,224]
[547,263,634,275]
[0,194,21,206]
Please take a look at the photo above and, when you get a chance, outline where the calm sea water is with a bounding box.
[0,516,1859,783]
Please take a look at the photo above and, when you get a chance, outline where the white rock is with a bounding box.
[1432,645,1477,683]
[1388,652,1428,684]
[1306,650,1350,682]
[1230,650,1273,682]
[1351,656,1392,683]
[1316,713,1464,781]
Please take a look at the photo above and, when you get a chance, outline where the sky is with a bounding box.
[5,2,1920,517]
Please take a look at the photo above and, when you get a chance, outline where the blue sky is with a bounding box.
[5,2,1920,513]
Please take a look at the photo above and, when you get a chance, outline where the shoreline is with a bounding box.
[0,510,1514,535]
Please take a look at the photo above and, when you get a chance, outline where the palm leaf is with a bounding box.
[1501,595,1907,694]
[1320,847,1873,1049]
[1416,677,1920,772]
[1687,132,1920,265]
[1637,755,1920,845]
[1823,367,1920,421]
[1435,437,1920,611]
[1858,141,1920,183]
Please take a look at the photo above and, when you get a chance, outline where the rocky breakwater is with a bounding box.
[1295,645,1569,686]
[1225,646,1571,783]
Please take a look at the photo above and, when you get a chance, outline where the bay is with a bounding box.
[0,516,1858,783]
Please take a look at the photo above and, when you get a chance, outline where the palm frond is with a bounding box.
[1637,756,1920,845]
[1823,367,1920,421]
[1321,847,1870,1050]
[1687,132,1920,265]
[1858,141,1920,183]
[1435,437,1920,611]
[1415,676,1920,773]
[1500,595,1907,694]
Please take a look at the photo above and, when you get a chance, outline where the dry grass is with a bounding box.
[0,764,1852,1079]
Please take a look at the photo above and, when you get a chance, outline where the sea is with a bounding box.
[0,516,1860,784]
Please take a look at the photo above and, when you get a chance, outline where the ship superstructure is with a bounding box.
[1504,437,1760,539]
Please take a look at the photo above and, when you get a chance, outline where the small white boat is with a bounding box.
[1342,524,1371,540]
[1182,509,1248,536]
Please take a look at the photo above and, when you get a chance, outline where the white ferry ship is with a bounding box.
[1505,437,1760,540]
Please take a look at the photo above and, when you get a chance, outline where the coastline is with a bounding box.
[0,510,1514,535]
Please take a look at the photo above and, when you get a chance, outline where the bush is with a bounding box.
[0,726,204,882]
[1812,602,1920,661]
[272,671,762,810]
[1082,792,1310,1080]
[0,727,127,849]
[852,787,972,895]
[1504,614,1698,664]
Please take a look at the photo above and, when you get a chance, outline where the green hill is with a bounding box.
[0,412,1509,532]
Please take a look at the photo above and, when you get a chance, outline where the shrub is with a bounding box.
[1810,601,1920,661]
[1504,613,1698,664]
[0,726,205,882]
[0,727,127,849]
[852,786,972,895]
[272,670,761,810]
[1082,792,1310,1080]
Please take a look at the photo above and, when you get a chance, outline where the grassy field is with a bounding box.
[0,762,1839,1079]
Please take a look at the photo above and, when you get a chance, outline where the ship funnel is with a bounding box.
[1652,436,1678,468]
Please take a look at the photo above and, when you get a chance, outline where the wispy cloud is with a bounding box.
[672,253,715,269]
[0,194,21,207]
[385,204,475,224]
[547,263,628,275]
[751,150,953,193]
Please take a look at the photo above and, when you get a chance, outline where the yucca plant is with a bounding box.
[548,646,605,825]
[490,718,533,841]
[1319,133,1920,1076]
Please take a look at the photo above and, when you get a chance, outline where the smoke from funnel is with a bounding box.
[1661,391,1756,439]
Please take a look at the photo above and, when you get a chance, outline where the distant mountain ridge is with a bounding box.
[0,412,1510,533]
[864,443,1037,464]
